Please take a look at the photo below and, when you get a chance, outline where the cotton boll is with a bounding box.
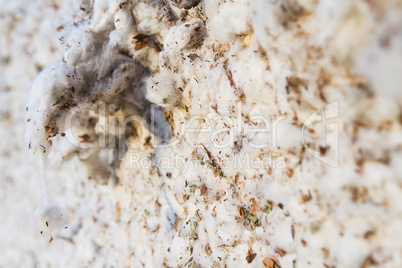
[133,2,170,40]
[25,65,74,159]
[91,0,114,33]
[113,9,136,37]
[108,29,128,47]
[62,26,98,68]
[35,204,68,239]
[26,66,70,120]
[206,0,251,42]
[163,19,204,57]
[145,71,182,107]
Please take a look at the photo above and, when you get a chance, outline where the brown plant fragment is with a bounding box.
[200,185,208,196]
[263,256,281,268]
[246,252,257,263]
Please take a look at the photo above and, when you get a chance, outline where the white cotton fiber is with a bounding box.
[334,235,370,268]
[133,2,170,40]
[205,0,251,42]
[25,65,73,159]
[145,70,182,107]
[91,0,114,33]
[34,204,68,238]
[163,19,203,56]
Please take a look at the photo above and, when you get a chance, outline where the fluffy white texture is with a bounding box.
[91,0,114,33]
[114,9,133,30]
[334,235,370,268]
[25,65,73,158]
[328,6,372,62]
[34,204,68,238]
[362,162,392,189]
[355,17,402,101]
[215,203,243,245]
[251,0,286,37]
[273,120,302,152]
[15,0,402,267]
[205,0,250,42]
[26,66,71,116]
[391,151,402,179]
[145,70,182,107]
[166,235,190,266]
[132,1,169,41]
[315,0,352,23]
[47,134,80,164]
[163,18,203,56]
[313,0,358,54]
[110,10,137,46]
[207,67,238,113]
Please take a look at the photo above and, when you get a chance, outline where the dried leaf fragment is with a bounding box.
[263,201,273,214]
[135,41,148,50]
[115,201,120,222]
[246,252,257,263]
[239,206,261,230]
[275,248,286,257]
[242,33,253,46]
[200,185,208,196]
[263,257,281,268]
